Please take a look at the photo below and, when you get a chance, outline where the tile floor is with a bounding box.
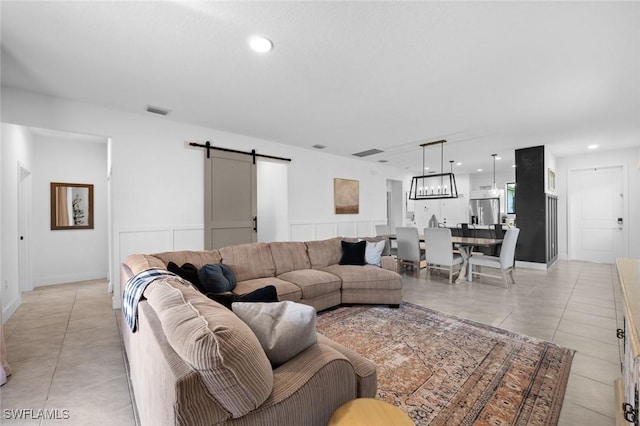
[402,260,622,425]
[1,280,134,425]
[0,261,622,425]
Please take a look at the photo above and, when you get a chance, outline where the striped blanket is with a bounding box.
[123,269,178,332]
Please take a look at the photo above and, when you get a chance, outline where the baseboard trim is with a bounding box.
[2,295,22,323]
[515,261,549,271]
[34,273,107,287]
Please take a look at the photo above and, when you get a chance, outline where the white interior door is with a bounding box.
[18,163,33,292]
[569,166,625,263]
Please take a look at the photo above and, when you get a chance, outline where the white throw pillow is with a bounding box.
[232,301,317,365]
[364,240,386,266]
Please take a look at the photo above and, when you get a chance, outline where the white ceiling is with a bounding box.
[2,1,639,175]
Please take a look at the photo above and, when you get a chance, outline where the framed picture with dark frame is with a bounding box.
[506,182,516,214]
[50,182,94,230]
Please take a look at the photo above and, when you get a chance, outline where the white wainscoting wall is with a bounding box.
[114,226,203,308]
[289,220,388,242]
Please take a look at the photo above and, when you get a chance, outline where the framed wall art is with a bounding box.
[548,169,556,191]
[334,178,359,214]
[50,182,94,230]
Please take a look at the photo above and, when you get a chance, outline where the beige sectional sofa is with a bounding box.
[120,237,402,426]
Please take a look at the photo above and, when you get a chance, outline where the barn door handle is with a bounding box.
[253,216,257,232]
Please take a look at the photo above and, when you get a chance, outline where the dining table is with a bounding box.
[450,236,502,283]
[384,234,503,284]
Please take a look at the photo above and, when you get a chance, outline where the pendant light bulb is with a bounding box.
[490,153,499,196]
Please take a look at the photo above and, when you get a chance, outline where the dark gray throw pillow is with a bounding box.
[198,263,237,293]
[339,240,367,265]
[219,263,237,288]
[167,262,203,291]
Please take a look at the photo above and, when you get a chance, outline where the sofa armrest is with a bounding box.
[131,302,228,426]
[234,342,359,426]
[381,255,397,271]
[317,334,377,397]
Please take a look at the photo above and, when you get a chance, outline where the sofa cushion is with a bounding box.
[220,243,276,282]
[322,264,403,291]
[198,263,237,293]
[305,237,342,269]
[269,241,311,275]
[277,269,342,299]
[232,301,317,366]
[143,277,274,418]
[339,240,367,265]
[233,277,302,302]
[152,250,222,269]
[207,285,278,310]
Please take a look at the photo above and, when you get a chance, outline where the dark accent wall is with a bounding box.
[515,146,547,263]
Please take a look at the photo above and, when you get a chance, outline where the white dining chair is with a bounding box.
[396,227,424,276]
[423,227,463,284]
[469,227,520,287]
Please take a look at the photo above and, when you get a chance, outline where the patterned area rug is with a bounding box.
[316,303,574,425]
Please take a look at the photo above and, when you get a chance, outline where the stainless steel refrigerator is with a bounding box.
[469,198,500,225]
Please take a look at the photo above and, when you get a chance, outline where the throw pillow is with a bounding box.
[232,301,317,366]
[207,285,279,310]
[364,239,386,267]
[339,240,367,265]
[198,263,237,293]
[219,263,237,288]
[167,262,203,290]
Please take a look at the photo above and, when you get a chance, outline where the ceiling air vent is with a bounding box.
[146,105,172,116]
[378,160,388,163]
[352,149,384,158]
[312,144,327,149]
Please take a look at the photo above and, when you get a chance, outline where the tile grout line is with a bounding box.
[610,264,625,370]
[41,286,78,419]
[551,264,583,343]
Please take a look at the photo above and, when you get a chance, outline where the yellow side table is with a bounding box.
[328,398,414,426]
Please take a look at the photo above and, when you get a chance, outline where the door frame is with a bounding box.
[567,164,628,262]
[17,161,33,292]
[386,179,403,233]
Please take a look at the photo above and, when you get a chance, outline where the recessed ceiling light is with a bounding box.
[512,164,516,168]
[496,156,502,160]
[477,169,483,172]
[249,36,273,53]
[588,144,599,150]
[424,167,430,170]
[456,162,462,166]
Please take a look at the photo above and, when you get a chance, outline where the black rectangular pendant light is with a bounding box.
[408,140,458,200]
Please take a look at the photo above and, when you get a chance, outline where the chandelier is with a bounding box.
[408,140,458,200]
